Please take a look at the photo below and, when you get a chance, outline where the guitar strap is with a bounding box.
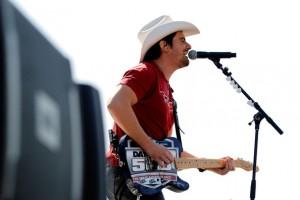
[173,99,184,147]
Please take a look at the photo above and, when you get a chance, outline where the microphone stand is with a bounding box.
[208,58,284,200]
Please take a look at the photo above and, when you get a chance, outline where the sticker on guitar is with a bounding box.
[121,137,182,193]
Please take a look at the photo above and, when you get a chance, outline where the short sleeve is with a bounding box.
[120,64,156,100]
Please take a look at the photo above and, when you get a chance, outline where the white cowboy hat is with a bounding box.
[138,15,200,62]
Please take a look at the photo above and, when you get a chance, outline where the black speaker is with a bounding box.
[0,0,6,191]
[78,84,106,200]
[1,1,83,199]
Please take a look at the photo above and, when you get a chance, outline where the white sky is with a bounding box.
[11,0,300,199]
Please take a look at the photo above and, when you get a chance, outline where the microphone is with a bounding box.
[188,50,236,60]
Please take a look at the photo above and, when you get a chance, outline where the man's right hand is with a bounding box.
[144,142,175,168]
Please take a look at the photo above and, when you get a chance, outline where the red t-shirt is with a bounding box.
[106,62,174,166]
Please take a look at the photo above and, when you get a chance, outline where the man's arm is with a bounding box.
[107,84,174,167]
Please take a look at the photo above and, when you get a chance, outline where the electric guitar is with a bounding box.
[118,135,259,195]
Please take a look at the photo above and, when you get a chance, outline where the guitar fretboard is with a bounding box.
[175,158,258,171]
[175,158,224,170]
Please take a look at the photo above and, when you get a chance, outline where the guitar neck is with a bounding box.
[175,158,258,171]
[175,158,224,170]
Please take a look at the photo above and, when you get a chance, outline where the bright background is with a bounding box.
[12,0,300,199]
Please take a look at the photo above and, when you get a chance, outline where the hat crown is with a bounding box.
[138,15,173,43]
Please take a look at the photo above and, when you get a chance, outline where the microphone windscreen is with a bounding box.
[188,50,197,60]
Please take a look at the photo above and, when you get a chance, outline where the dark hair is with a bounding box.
[143,32,177,62]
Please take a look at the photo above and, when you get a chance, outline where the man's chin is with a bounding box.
[181,57,190,68]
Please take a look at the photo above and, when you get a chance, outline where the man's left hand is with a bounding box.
[211,156,235,175]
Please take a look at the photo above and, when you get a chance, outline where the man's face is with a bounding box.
[169,31,192,68]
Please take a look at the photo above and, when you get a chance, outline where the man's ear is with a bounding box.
[159,40,169,52]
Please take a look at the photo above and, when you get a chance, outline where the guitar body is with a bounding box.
[119,136,189,195]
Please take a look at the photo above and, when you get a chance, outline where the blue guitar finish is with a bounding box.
[119,135,189,195]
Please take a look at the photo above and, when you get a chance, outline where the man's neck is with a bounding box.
[152,59,176,81]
